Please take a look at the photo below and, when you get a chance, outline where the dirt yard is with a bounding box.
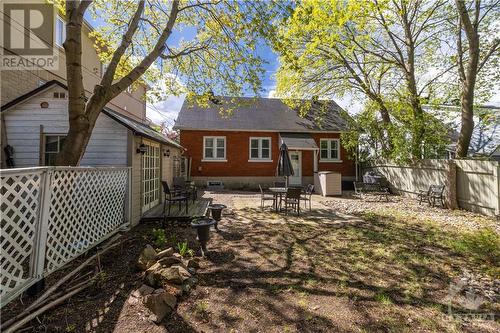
[3,190,499,332]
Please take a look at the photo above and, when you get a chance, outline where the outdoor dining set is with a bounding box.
[259,182,314,216]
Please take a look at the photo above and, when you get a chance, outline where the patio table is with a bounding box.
[268,187,287,212]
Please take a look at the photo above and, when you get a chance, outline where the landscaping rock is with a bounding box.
[132,284,155,298]
[187,267,196,275]
[156,247,174,260]
[145,265,192,287]
[137,245,157,271]
[164,283,183,297]
[143,289,177,323]
[187,257,201,269]
[157,256,184,268]
[173,253,183,260]
[182,277,198,294]
[145,262,162,275]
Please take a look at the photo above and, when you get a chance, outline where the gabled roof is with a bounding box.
[174,96,349,132]
[1,80,67,112]
[1,80,182,149]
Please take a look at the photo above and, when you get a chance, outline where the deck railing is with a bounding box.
[0,166,131,307]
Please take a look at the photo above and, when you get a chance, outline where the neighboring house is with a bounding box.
[0,13,184,225]
[428,105,500,160]
[174,96,357,189]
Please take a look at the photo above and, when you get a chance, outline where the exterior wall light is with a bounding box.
[164,149,170,157]
[136,143,147,154]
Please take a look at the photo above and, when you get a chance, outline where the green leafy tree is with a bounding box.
[54,0,274,165]
[274,0,454,160]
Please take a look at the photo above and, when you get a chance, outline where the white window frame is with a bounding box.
[319,138,342,162]
[248,137,272,162]
[42,134,66,166]
[55,16,66,47]
[202,136,226,162]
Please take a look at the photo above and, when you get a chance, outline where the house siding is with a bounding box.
[2,86,128,167]
[180,130,356,187]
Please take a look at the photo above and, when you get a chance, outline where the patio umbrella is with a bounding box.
[276,142,294,187]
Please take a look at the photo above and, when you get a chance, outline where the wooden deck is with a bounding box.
[140,197,212,223]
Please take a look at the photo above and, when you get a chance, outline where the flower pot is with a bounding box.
[207,204,226,230]
[191,217,216,255]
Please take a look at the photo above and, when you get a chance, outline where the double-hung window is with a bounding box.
[320,138,340,161]
[249,137,271,160]
[55,16,65,47]
[203,136,226,161]
[44,135,66,166]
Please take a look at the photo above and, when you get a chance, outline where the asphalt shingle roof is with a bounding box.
[103,108,182,149]
[174,96,349,132]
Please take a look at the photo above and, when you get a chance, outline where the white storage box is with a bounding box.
[314,171,342,196]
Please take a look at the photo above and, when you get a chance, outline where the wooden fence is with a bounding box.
[0,166,131,307]
[364,159,500,216]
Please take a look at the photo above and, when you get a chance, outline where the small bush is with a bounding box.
[450,228,500,265]
[151,228,166,248]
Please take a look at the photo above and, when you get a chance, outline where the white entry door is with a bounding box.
[142,140,160,213]
[289,151,302,186]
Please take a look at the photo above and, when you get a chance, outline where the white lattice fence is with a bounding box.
[0,167,131,307]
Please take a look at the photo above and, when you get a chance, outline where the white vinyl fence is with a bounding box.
[0,166,131,307]
[364,159,500,216]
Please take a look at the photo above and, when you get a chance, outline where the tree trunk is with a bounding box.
[54,1,88,166]
[401,3,425,160]
[455,0,480,158]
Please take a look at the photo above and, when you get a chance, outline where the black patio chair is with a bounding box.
[300,184,314,211]
[173,176,197,203]
[162,181,188,216]
[259,184,276,211]
[418,185,445,207]
[284,187,302,216]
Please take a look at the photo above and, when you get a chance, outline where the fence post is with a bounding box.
[495,162,500,217]
[30,168,52,279]
[445,160,458,209]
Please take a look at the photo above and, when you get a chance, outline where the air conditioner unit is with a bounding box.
[207,181,224,190]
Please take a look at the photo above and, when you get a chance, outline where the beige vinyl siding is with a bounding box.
[130,135,143,226]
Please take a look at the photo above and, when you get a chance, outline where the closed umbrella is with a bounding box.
[277,143,294,187]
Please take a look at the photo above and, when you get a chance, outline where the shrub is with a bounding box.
[151,228,166,248]
[177,241,194,257]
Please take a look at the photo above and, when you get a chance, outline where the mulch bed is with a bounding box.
[1,221,198,333]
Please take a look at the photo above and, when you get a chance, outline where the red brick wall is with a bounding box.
[179,130,356,177]
[180,130,280,177]
[309,133,356,177]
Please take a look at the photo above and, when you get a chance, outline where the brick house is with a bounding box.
[174,97,357,189]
